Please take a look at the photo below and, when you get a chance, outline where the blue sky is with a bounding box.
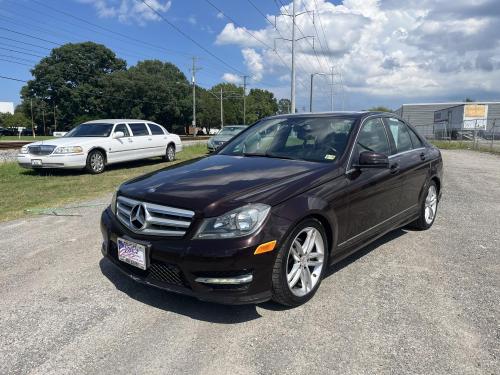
[1,0,500,111]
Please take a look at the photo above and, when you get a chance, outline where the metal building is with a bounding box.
[395,101,500,138]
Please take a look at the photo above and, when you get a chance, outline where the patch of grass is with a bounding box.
[0,144,208,222]
[430,140,500,155]
[0,136,55,142]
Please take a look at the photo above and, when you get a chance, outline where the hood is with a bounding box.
[119,155,338,217]
[28,137,105,147]
[211,134,234,143]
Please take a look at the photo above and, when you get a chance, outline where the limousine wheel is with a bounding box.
[164,144,176,162]
[272,218,328,307]
[86,149,106,174]
[411,181,438,230]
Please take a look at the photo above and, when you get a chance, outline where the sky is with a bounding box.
[1,0,500,111]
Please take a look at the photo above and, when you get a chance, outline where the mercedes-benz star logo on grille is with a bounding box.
[130,204,147,230]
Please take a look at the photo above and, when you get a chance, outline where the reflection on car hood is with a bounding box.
[211,135,233,142]
[119,155,336,217]
[27,137,105,147]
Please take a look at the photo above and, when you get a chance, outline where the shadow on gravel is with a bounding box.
[99,258,262,324]
[100,228,409,319]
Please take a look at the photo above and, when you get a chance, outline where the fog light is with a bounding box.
[254,240,277,255]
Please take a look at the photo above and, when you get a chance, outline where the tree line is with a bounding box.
[4,42,292,134]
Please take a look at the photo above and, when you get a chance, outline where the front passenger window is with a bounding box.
[114,123,130,137]
[356,118,390,158]
[387,118,412,153]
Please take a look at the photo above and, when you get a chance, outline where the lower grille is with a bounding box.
[108,241,188,288]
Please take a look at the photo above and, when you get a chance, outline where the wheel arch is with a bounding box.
[87,146,108,163]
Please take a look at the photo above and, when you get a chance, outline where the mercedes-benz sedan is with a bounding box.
[100,112,443,306]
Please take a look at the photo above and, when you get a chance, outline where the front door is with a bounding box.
[108,123,134,163]
[340,117,402,248]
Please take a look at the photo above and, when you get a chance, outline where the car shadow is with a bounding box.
[99,228,410,319]
[99,258,262,324]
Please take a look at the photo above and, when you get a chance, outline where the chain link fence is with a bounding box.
[412,118,500,153]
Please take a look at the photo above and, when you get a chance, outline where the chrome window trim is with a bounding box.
[388,147,426,159]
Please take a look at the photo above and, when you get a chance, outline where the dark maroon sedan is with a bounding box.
[100,112,443,306]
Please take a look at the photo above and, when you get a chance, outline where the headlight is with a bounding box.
[54,146,83,154]
[195,203,270,239]
[110,191,118,215]
[20,146,28,154]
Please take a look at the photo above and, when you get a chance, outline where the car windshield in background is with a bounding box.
[218,126,244,136]
[65,123,114,137]
[220,116,356,162]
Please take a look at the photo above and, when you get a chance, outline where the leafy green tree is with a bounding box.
[367,106,393,112]
[246,89,278,123]
[277,98,291,114]
[20,42,126,126]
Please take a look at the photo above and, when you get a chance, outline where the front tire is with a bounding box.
[272,218,328,307]
[86,150,106,174]
[164,144,176,162]
[410,181,438,230]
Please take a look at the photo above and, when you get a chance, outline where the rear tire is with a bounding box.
[272,218,328,307]
[410,181,438,230]
[164,144,175,162]
[86,150,106,174]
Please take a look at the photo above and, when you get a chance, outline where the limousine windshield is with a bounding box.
[220,116,356,162]
[65,123,114,137]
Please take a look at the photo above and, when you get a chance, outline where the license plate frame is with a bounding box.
[117,237,149,270]
[31,159,42,167]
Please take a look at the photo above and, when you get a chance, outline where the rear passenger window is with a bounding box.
[129,123,149,136]
[113,123,130,137]
[387,118,412,153]
[408,126,424,148]
[148,123,165,135]
[356,118,390,156]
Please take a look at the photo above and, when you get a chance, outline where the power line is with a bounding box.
[0,46,45,58]
[0,74,27,83]
[0,26,59,45]
[0,58,32,67]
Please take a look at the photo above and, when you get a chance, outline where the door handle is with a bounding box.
[128,138,133,143]
[390,162,400,174]
[148,138,152,141]
[420,152,426,161]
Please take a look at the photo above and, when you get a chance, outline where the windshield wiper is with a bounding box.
[242,152,294,160]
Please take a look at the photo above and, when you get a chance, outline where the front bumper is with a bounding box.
[17,153,87,169]
[100,208,290,304]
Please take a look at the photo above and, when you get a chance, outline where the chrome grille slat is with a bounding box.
[116,196,194,237]
[28,145,56,156]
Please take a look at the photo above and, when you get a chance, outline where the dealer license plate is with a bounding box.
[31,159,42,166]
[117,237,147,270]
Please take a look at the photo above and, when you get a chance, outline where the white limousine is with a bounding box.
[17,119,183,174]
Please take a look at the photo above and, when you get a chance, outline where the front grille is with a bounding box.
[108,242,188,288]
[116,195,194,237]
[28,145,56,155]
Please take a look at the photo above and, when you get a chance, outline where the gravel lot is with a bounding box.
[0,150,498,375]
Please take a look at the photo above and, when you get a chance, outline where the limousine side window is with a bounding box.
[114,123,130,137]
[355,118,391,159]
[387,118,412,153]
[148,123,165,135]
[129,123,149,136]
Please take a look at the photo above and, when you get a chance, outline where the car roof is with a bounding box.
[83,119,159,125]
[266,111,395,120]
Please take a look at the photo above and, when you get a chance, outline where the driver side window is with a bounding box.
[114,123,130,137]
[355,118,390,160]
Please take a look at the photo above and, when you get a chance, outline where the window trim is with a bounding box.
[147,122,166,136]
[127,122,150,137]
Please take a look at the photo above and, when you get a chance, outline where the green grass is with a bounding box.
[0,135,55,141]
[0,144,208,222]
[430,140,500,155]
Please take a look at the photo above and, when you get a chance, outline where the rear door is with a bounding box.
[341,117,402,247]
[384,117,429,212]
[147,123,168,157]
[127,122,152,159]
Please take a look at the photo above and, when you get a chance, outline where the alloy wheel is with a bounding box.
[90,152,104,173]
[286,227,325,297]
[424,185,437,224]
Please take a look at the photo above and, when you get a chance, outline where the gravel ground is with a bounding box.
[0,149,498,375]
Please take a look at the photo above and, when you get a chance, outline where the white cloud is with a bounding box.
[216,12,224,19]
[79,0,171,25]
[222,73,241,84]
[188,15,197,25]
[215,0,500,109]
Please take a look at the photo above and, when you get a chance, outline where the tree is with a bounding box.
[367,106,393,112]
[277,98,291,114]
[464,97,475,102]
[20,42,126,127]
[246,89,278,123]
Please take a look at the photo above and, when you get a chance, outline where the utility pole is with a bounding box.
[190,57,201,136]
[220,86,224,128]
[30,98,35,138]
[291,0,296,114]
[309,74,314,112]
[241,75,248,124]
[53,105,57,132]
[330,66,334,111]
[42,107,46,136]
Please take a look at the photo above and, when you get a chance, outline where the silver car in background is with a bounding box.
[207,125,247,152]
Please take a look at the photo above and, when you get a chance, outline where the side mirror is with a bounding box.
[112,131,125,139]
[354,151,389,169]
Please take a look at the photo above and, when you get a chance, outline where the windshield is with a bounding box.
[65,123,114,137]
[220,116,356,162]
[217,126,245,137]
